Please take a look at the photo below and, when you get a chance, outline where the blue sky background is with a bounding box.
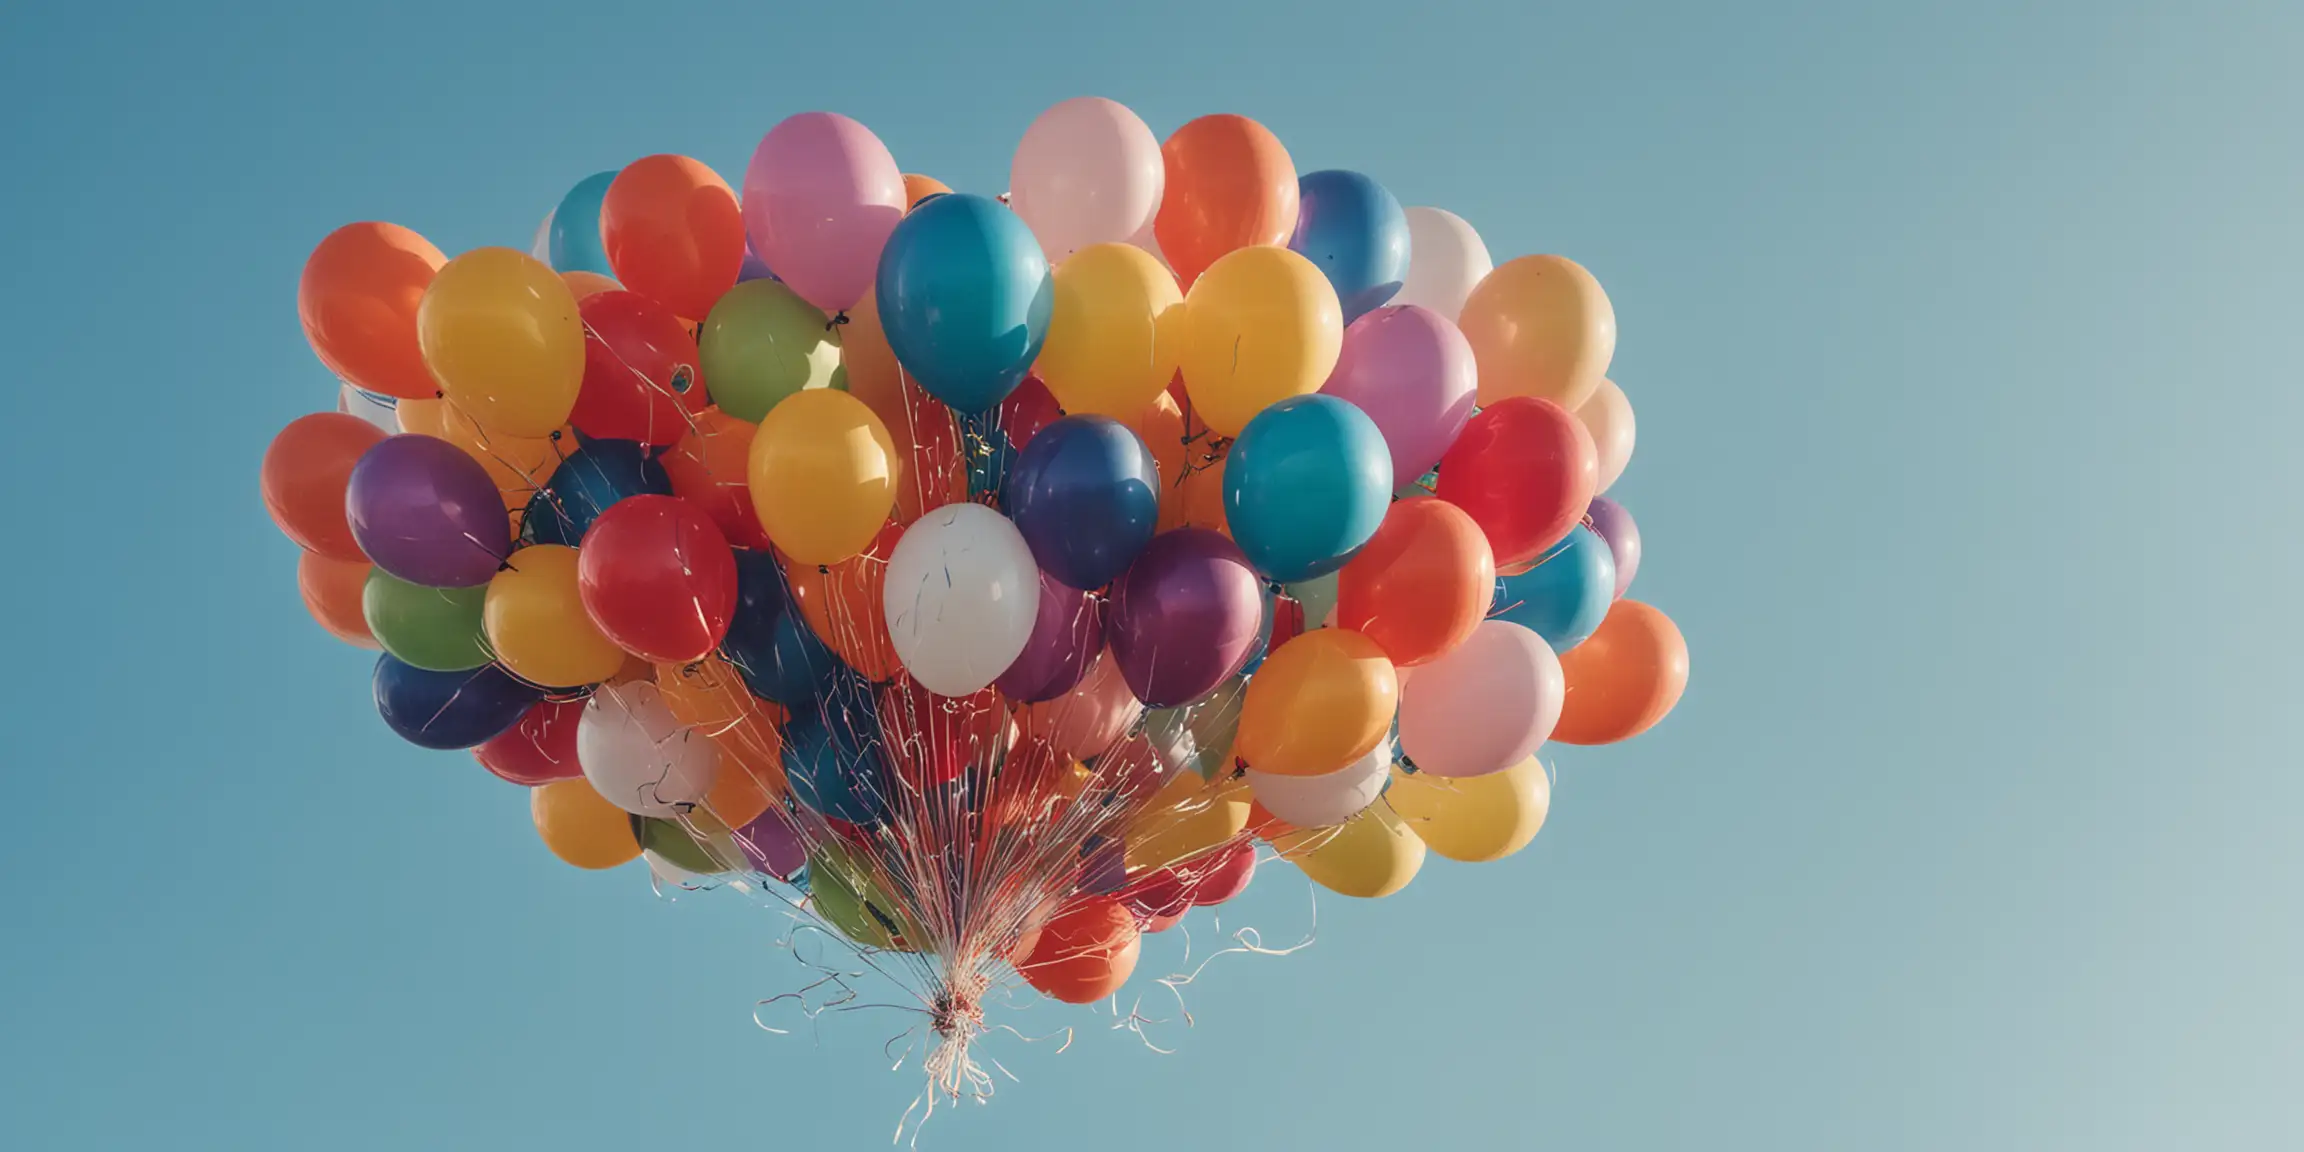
[5,1,2302,1147]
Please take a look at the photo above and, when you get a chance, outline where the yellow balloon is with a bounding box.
[1235,629,1398,776]
[531,778,642,870]
[417,247,585,438]
[1124,772,1251,873]
[1035,242,1185,418]
[1275,802,1424,898]
[747,389,900,565]
[1385,758,1551,863]
[1177,246,1343,436]
[397,396,567,519]
[484,545,625,688]
[1457,254,1616,410]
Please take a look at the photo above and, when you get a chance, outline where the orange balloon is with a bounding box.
[657,655,788,825]
[1154,115,1298,288]
[560,270,622,300]
[1552,600,1689,745]
[843,287,904,417]
[787,520,905,681]
[1457,254,1617,410]
[1235,629,1399,777]
[839,301,968,522]
[601,155,745,320]
[531,778,642,869]
[297,552,376,648]
[662,408,774,551]
[261,412,387,561]
[902,174,952,209]
[1017,896,1141,1004]
[1334,497,1496,666]
[396,396,568,517]
[298,222,448,400]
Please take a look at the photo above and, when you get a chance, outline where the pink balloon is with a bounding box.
[1008,97,1165,263]
[1320,305,1478,483]
[1396,620,1561,778]
[742,112,905,313]
[1017,646,1143,760]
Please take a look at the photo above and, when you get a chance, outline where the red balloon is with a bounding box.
[1187,840,1257,906]
[1143,909,1186,933]
[879,676,1010,789]
[1120,867,1194,920]
[577,495,738,663]
[473,698,586,785]
[1434,397,1598,568]
[261,412,388,561]
[1018,896,1141,1004]
[572,291,708,446]
[1000,374,1064,452]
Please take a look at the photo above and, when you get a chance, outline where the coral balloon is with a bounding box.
[573,290,707,445]
[1435,396,1598,568]
[298,222,447,400]
[417,247,585,438]
[263,413,386,561]
[1178,246,1343,436]
[1016,646,1141,761]
[902,174,950,209]
[657,655,788,808]
[662,408,773,551]
[1188,840,1257,906]
[1458,254,1616,410]
[1033,243,1185,418]
[484,544,625,688]
[1235,629,1398,777]
[296,553,375,648]
[1154,115,1298,288]
[577,495,738,664]
[1018,898,1141,1003]
[600,154,745,320]
[1397,619,1562,778]
[531,777,643,869]
[1551,600,1689,745]
[788,519,904,681]
[1335,497,1495,666]
[1387,757,1550,863]
[476,698,586,786]
[747,390,899,565]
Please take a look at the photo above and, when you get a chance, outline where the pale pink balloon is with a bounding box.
[1574,378,1636,494]
[1397,620,1562,778]
[742,112,905,313]
[1017,646,1143,760]
[1008,97,1164,263]
[1321,305,1478,483]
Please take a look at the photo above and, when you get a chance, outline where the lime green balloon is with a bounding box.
[700,280,845,422]
[642,817,733,875]
[362,569,490,671]
[807,841,914,950]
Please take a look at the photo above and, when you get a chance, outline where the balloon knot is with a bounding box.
[1397,755,1421,776]
[825,310,851,331]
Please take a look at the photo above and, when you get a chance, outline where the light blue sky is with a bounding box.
[4,1,2301,1147]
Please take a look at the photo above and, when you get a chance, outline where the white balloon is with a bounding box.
[530,210,555,264]
[883,503,1043,696]
[1010,96,1165,264]
[337,383,400,435]
[1246,739,1393,828]
[1392,207,1493,321]
[578,682,721,816]
[1574,378,1636,494]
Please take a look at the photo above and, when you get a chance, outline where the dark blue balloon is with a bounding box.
[782,676,891,826]
[1004,415,1161,589]
[372,656,542,750]
[873,193,1053,414]
[522,438,672,546]
[1289,170,1411,323]
[548,171,617,277]
[1223,395,1394,582]
[1490,525,1617,652]
[719,550,844,705]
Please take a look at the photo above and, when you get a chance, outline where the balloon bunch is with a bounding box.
[267,97,1688,1098]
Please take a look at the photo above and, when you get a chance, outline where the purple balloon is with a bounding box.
[738,807,807,879]
[1584,496,1642,600]
[1108,529,1264,708]
[1320,305,1477,483]
[1077,837,1127,895]
[995,573,1106,703]
[345,435,511,588]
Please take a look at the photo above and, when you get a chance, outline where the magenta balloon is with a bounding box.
[345,434,511,588]
[995,572,1106,703]
[1108,528,1264,708]
[1320,305,1477,482]
[737,807,807,879]
[1584,496,1641,600]
[742,112,906,314]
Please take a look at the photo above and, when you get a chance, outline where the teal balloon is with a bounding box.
[548,171,617,276]
[873,193,1053,414]
[700,279,846,422]
[1222,395,1393,582]
[362,569,490,672]
[1490,524,1616,652]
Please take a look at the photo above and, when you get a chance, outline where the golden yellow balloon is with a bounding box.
[1385,758,1551,863]
[1177,245,1343,436]
[748,389,901,565]
[531,778,642,870]
[1124,773,1251,873]
[1275,802,1424,899]
[417,247,585,438]
[1035,242,1185,418]
[483,545,625,688]
[1235,629,1398,776]
[1457,254,1616,410]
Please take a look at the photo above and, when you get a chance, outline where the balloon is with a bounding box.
[1490,525,1614,653]
[737,806,807,878]
[1123,773,1250,872]
[743,112,906,314]
[531,211,552,262]
[1178,246,1343,436]
[782,678,891,825]
[1320,305,1477,483]
[1235,629,1398,777]
[698,279,844,423]
[1285,572,1339,630]
[297,553,376,648]
[1584,496,1642,600]
[1273,803,1423,899]
[1391,207,1491,320]
[844,371,966,528]
[1188,840,1257,906]
[522,438,672,547]
[882,504,1041,696]
[738,244,776,283]
[1552,600,1688,745]
[298,222,447,400]
[1154,114,1298,288]
[337,383,400,436]
[902,174,951,209]
[577,494,738,663]
[1248,737,1392,827]
[1287,170,1409,322]
[809,839,914,949]
[1018,897,1140,1003]
[788,520,904,682]
[1458,254,1616,410]
[879,678,1008,789]
[346,434,512,587]
[1033,243,1184,418]
[838,286,904,417]
[1142,674,1245,780]
[373,656,541,750]
[1016,646,1141,760]
[1009,97,1164,262]
[263,413,386,560]
[572,290,707,445]
[396,397,565,521]
[1223,394,1391,582]
[720,549,844,705]
[1107,528,1263,708]
[417,247,585,438]
[1435,397,1598,568]
[1334,497,1495,666]
[1388,757,1549,863]
[996,573,1105,703]
[600,154,744,320]
[642,815,740,876]
[476,698,586,786]
[531,777,642,869]
[578,680,722,816]
[361,568,490,672]
[663,408,773,550]
[1574,378,1635,494]
[483,544,625,687]
[1396,620,1561,777]
[657,655,787,817]
[874,193,1053,414]
[1000,374,1065,453]
[747,389,898,565]
[1003,416,1161,590]
[547,171,617,275]
[561,270,621,300]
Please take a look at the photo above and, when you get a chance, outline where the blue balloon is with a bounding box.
[874,193,1053,414]
[522,438,671,546]
[719,550,844,705]
[1004,416,1161,589]
[1490,525,1617,652]
[1288,170,1410,323]
[372,656,542,750]
[548,171,617,277]
[1223,396,1394,582]
[782,676,891,826]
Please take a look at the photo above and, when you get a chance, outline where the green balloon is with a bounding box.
[807,841,914,950]
[1284,572,1340,629]
[1144,675,1249,781]
[362,569,490,671]
[641,817,734,875]
[700,280,846,422]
